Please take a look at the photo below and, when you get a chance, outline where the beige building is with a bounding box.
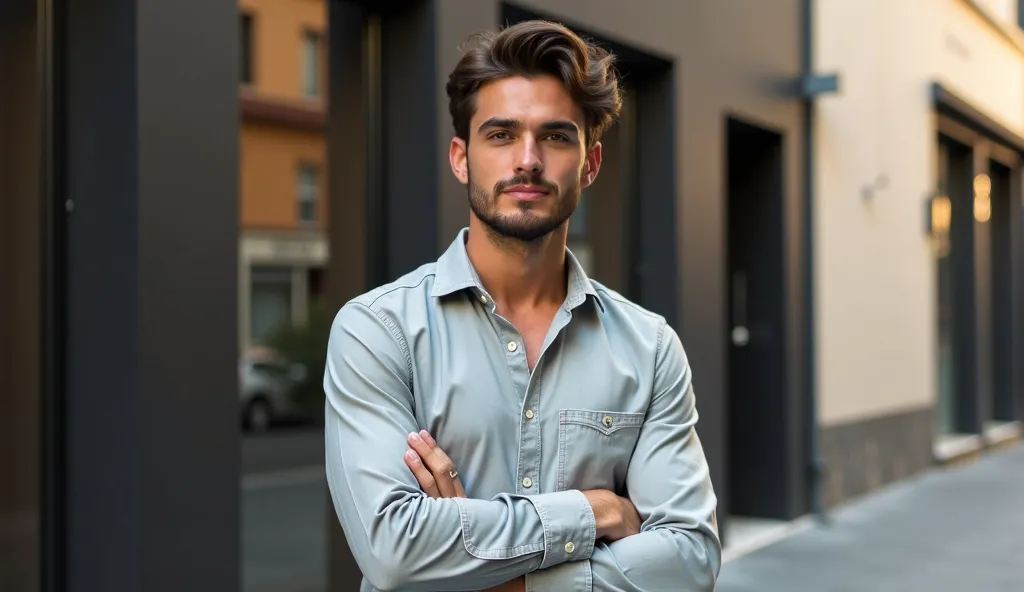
[814,0,1024,505]
[238,0,328,351]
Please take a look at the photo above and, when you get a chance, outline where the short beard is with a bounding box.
[467,169,580,243]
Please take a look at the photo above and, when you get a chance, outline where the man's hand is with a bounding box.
[403,431,524,592]
[583,489,642,541]
[403,430,467,498]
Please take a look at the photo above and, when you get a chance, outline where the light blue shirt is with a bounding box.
[324,229,720,591]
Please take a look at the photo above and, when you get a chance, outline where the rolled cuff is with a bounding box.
[525,560,592,591]
[520,489,597,569]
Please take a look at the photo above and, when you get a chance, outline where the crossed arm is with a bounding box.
[324,302,721,591]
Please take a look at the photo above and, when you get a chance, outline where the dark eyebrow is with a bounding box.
[538,120,580,136]
[477,117,581,136]
[478,117,522,133]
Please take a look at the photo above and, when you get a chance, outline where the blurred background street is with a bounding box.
[3,0,1024,590]
[243,428,326,592]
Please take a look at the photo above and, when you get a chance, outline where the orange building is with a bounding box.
[238,0,328,349]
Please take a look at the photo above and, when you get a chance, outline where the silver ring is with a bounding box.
[449,469,459,479]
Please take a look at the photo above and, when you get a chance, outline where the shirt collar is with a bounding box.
[430,228,603,312]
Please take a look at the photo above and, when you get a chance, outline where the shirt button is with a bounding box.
[480,294,488,304]
[507,341,518,352]
[525,409,534,419]
[522,477,533,488]
[565,542,575,554]
[603,415,614,427]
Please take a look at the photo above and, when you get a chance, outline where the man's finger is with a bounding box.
[419,430,467,498]
[408,432,457,497]
[404,450,440,498]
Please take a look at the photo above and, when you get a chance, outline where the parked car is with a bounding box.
[239,347,309,432]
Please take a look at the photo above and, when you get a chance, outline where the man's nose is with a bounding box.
[514,137,543,175]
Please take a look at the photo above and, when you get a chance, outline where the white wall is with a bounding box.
[813,0,1024,426]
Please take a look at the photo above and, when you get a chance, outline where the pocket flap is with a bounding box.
[559,409,645,435]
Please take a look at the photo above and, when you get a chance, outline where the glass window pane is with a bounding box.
[240,14,253,84]
[250,267,292,345]
[240,6,328,592]
[296,165,319,224]
[302,32,320,98]
[1,5,42,590]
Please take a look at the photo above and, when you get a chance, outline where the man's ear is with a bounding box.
[450,137,469,184]
[581,141,603,189]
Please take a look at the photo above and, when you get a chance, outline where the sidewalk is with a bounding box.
[716,443,1024,592]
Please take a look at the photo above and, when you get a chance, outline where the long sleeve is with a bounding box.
[323,301,597,592]
[525,321,721,592]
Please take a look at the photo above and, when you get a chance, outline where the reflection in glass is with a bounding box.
[239,1,329,590]
[1,4,42,589]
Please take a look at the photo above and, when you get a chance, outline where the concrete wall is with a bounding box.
[814,0,1024,427]
[813,0,1024,504]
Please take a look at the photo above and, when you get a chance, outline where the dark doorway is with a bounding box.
[988,159,1015,422]
[725,117,788,519]
[936,135,977,434]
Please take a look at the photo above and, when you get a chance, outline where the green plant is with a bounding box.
[261,299,334,417]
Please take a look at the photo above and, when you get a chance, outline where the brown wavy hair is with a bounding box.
[446,20,622,149]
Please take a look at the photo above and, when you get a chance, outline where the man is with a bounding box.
[324,19,720,592]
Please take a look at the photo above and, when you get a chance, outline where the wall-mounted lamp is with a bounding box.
[925,193,952,257]
[973,173,991,223]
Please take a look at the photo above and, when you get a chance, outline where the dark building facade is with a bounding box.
[2,0,816,590]
[325,0,814,585]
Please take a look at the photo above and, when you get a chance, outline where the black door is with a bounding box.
[725,117,789,519]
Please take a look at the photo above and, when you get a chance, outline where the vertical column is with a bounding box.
[947,139,980,435]
[64,0,240,589]
[1013,162,1024,422]
[436,0,501,248]
[973,144,993,430]
[326,3,372,590]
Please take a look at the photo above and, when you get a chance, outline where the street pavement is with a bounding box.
[242,424,324,475]
[717,443,1024,592]
[243,427,328,592]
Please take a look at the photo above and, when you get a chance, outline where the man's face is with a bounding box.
[449,75,602,242]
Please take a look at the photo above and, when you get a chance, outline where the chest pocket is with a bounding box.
[556,409,645,493]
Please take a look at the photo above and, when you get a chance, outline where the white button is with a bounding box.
[564,542,575,554]
[525,409,534,419]
[522,477,533,488]
[480,294,488,304]
[507,341,518,352]
[603,415,613,427]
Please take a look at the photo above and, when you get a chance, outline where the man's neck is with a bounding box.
[464,217,568,314]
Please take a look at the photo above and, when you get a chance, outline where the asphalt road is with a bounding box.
[243,425,324,475]
[242,427,328,592]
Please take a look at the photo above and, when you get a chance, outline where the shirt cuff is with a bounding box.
[521,490,597,569]
[525,560,592,591]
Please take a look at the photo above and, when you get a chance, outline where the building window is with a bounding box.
[296,164,319,224]
[302,31,321,98]
[250,266,293,345]
[240,14,254,85]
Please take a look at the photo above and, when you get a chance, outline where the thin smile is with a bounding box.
[502,185,551,201]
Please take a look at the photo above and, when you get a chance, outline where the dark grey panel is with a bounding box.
[382,1,440,277]
[64,0,239,589]
[820,407,935,508]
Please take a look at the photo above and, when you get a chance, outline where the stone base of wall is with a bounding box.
[821,407,935,508]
